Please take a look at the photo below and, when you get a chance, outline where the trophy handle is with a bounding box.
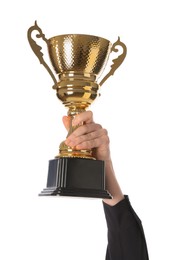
[27,21,57,87]
[99,37,127,86]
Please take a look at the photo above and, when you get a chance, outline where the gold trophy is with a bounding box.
[27,21,127,198]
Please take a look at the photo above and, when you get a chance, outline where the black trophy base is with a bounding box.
[39,157,112,199]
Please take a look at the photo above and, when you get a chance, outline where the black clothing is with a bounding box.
[103,196,149,260]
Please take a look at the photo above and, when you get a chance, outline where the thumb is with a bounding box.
[62,116,71,131]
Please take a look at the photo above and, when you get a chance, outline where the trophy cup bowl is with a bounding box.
[27,21,127,198]
[49,34,111,109]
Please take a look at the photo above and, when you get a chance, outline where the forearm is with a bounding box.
[103,158,124,206]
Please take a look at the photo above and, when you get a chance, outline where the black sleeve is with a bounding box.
[103,195,149,260]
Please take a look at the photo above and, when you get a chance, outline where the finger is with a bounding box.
[65,127,107,147]
[66,123,102,141]
[76,134,109,150]
[62,116,71,131]
[72,111,94,126]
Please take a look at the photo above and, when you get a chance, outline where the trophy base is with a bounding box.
[39,157,112,199]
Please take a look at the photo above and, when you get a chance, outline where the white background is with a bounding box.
[0,0,173,259]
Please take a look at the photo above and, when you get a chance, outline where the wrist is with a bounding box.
[103,194,124,206]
